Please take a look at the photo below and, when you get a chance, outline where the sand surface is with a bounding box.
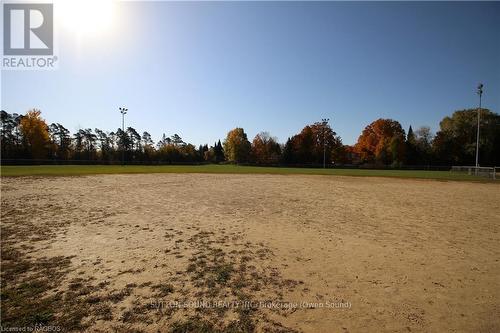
[1,174,499,332]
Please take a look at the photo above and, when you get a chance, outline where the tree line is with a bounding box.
[1,108,499,167]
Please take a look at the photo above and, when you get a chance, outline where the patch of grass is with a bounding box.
[85,295,102,304]
[233,271,247,290]
[97,280,111,289]
[169,305,256,333]
[1,285,56,326]
[214,264,233,285]
[0,252,90,331]
[187,263,198,273]
[121,305,149,324]
[1,164,492,182]
[170,317,217,333]
[28,310,54,325]
[105,288,132,303]
[151,283,175,297]
[225,307,256,333]
[16,280,51,297]
[178,231,303,332]
[92,303,113,321]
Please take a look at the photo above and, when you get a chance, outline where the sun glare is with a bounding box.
[57,0,116,38]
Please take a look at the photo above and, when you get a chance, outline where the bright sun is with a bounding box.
[56,0,117,37]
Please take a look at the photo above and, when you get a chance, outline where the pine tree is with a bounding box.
[405,125,418,165]
[214,140,225,163]
[407,125,416,144]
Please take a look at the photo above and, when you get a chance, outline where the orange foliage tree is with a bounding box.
[251,132,281,164]
[355,118,405,165]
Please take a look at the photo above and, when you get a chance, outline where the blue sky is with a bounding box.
[2,1,499,146]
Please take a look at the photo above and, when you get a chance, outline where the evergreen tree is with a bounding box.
[214,140,225,163]
[282,138,294,164]
[405,125,418,165]
[407,125,415,144]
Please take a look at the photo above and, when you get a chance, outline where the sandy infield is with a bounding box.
[1,174,499,332]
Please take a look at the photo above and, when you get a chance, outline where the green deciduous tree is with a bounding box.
[433,109,500,166]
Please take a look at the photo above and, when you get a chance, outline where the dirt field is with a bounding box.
[1,174,499,332]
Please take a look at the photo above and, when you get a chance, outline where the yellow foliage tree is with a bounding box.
[223,128,251,163]
[20,109,50,159]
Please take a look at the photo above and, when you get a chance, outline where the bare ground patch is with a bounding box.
[1,174,499,332]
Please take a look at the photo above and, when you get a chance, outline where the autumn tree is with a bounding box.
[251,132,281,164]
[7,106,498,168]
[155,133,201,163]
[296,126,315,163]
[282,122,343,165]
[355,118,406,165]
[223,128,251,163]
[342,145,360,164]
[19,109,50,159]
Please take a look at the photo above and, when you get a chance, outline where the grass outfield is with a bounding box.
[0,164,493,181]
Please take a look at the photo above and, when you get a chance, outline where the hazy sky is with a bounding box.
[2,1,499,146]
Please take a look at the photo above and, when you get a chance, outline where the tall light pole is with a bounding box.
[475,84,483,175]
[321,118,329,168]
[119,107,128,165]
